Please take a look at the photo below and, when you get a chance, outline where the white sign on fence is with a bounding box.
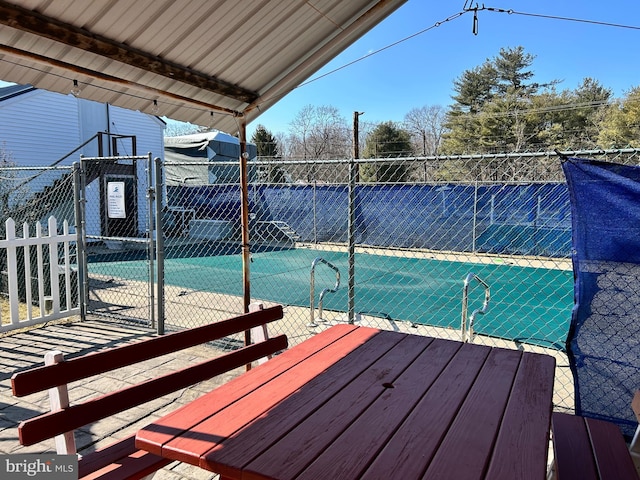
[107,181,126,219]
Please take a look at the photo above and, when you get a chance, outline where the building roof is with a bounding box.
[0,0,408,134]
[165,131,243,148]
[0,83,35,101]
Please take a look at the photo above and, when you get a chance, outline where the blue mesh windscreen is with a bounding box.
[563,158,640,439]
[167,182,572,255]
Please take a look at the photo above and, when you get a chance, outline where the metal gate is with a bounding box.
[76,153,162,328]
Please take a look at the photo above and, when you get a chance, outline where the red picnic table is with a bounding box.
[136,324,556,480]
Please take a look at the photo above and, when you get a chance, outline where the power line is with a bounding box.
[296,10,470,89]
[452,99,614,120]
[268,5,640,109]
[2,4,638,124]
[475,6,640,31]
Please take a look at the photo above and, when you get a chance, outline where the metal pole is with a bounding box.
[154,157,165,335]
[146,153,155,329]
[239,118,251,314]
[72,161,87,321]
[313,180,317,244]
[348,111,363,324]
[348,160,356,324]
[472,180,478,253]
[353,111,362,183]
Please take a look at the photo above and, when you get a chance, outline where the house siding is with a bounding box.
[0,87,165,167]
[0,86,165,238]
[0,89,81,167]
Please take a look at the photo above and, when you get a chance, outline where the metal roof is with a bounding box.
[0,0,407,134]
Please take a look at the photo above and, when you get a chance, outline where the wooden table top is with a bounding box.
[136,324,556,480]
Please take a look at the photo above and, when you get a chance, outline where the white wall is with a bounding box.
[0,88,165,167]
[0,89,81,167]
[78,100,108,157]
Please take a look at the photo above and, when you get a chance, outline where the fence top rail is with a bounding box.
[0,218,75,247]
[80,155,150,162]
[159,148,640,170]
[247,148,640,165]
[0,166,73,172]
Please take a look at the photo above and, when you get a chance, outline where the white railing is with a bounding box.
[0,217,79,332]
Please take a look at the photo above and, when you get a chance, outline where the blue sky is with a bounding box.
[248,0,640,136]
[2,1,639,139]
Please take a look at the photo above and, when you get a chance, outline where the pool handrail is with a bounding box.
[309,257,341,327]
[461,272,491,342]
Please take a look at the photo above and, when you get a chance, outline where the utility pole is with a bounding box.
[353,111,363,182]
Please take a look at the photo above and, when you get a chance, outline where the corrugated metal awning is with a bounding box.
[0,0,407,133]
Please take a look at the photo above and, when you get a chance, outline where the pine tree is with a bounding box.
[598,86,640,149]
[252,124,279,158]
[493,46,537,96]
[442,46,561,154]
[251,125,287,183]
[361,122,413,183]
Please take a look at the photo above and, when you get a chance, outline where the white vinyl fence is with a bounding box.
[0,217,79,332]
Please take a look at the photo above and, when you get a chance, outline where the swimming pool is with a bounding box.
[90,247,573,348]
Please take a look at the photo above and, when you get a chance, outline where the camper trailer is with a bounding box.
[164,131,256,185]
[163,131,260,241]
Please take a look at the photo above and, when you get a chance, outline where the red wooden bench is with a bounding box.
[10,305,286,480]
[550,412,639,480]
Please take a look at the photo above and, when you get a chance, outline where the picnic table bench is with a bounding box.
[550,412,639,480]
[550,389,640,480]
[10,305,286,480]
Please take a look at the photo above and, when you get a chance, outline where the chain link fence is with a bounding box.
[3,148,640,413]
[79,155,158,327]
[0,165,76,324]
[0,157,157,329]
[160,148,639,412]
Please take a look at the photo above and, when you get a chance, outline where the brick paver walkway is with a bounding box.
[0,318,239,479]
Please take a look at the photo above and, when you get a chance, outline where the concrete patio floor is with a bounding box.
[0,317,237,480]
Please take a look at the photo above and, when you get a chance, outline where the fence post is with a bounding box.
[146,153,155,329]
[62,220,73,312]
[472,181,478,252]
[347,158,356,324]
[155,156,165,335]
[313,180,317,244]
[47,217,60,314]
[73,161,87,321]
[22,222,33,320]
[35,222,46,317]
[5,218,19,325]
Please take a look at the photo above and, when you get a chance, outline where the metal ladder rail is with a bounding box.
[309,257,341,327]
[461,273,490,343]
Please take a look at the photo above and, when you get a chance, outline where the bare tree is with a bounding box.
[287,105,350,182]
[0,142,31,230]
[288,105,350,160]
[403,105,447,155]
[274,132,289,158]
[164,120,207,137]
